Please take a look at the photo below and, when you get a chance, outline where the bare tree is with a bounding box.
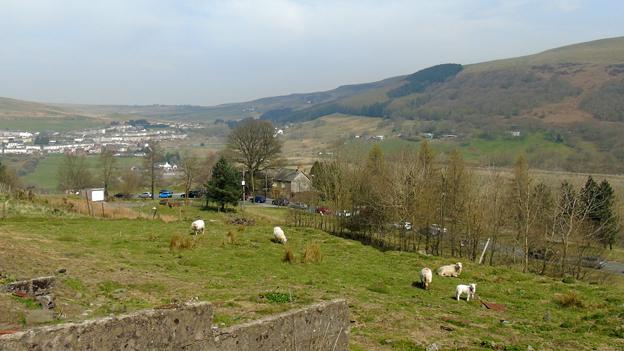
[58,152,94,192]
[143,142,163,199]
[179,152,201,205]
[509,155,538,273]
[0,161,20,190]
[226,119,282,194]
[99,150,116,199]
[119,169,142,196]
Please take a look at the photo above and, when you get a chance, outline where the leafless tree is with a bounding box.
[226,119,282,194]
[119,169,142,196]
[58,152,94,192]
[179,152,201,205]
[143,142,163,199]
[99,150,116,199]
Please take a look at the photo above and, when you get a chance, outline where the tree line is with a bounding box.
[299,141,620,278]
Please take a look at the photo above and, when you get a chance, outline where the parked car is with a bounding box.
[391,221,412,231]
[187,189,204,198]
[158,190,173,198]
[113,192,127,199]
[316,206,332,216]
[581,256,607,269]
[138,192,152,199]
[289,202,308,210]
[272,198,290,206]
[251,195,266,203]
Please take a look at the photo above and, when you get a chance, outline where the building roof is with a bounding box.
[273,168,308,182]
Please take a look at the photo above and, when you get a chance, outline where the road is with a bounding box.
[603,261,624,275]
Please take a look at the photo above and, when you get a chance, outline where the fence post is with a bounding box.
[479,238,491,264]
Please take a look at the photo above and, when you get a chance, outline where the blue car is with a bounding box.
[251,195,266,203]
[158,190,173,198]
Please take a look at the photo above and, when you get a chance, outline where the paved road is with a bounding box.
[603,261,624,275]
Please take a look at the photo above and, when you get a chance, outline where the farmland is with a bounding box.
[1,200,623,350]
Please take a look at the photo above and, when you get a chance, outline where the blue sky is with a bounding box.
[0,0,622,106]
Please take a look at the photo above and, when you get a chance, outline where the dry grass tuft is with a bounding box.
[282,247,296,264]
[169,234,196,251]
[554,292,584,308]
[226,231,237,245]
[302,242,322,264]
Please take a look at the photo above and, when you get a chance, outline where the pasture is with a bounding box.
[1,200,623,350]
[19,155,144,191]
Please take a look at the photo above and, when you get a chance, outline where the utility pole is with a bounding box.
[241,169,245,208]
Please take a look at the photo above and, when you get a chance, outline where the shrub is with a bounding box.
[554,292,584,308]
[302,243,322,263]
[282,247,296,264]
[226,231,237,244]
[562,276,576,284]
[262,292,295,303]
[169,234,195,251]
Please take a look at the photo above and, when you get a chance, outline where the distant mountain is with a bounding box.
[259,36,624,125]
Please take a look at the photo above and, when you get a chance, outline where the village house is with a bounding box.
[272,168,312,198]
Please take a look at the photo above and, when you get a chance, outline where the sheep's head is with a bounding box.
[455,262,463,271]
[469,283,476,293]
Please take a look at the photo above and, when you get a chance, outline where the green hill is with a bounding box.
[1,204,623,350]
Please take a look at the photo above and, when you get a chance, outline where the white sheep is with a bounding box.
[436,262,463,277]
[420,267,432,290]
[273,226,287,244]
[191,219,205,235]
[455,283,477,301]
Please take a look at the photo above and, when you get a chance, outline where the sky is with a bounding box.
[0,0,623,106]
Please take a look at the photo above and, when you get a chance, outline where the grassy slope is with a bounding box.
[1,203,623,350]
[465,36,624,72]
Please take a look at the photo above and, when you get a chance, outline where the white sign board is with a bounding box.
[241,180,246,186]
[89,188,105,202]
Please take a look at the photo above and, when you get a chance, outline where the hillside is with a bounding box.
[257,37,624,172]
[1,202,623,350]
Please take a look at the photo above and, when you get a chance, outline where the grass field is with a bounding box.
[1,200,623,350]
[0,116,109,132]
[20,155,144,191]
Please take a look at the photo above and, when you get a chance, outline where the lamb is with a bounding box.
[436,262,463,277]
[455,283,477,301]
[191,219,205,235]
[273,226,287,244]
[420,267,432,289]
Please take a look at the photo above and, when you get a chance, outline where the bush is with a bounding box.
[226,231,237,244]
[282,247,296,264]
[262,292,295,303]
[562,276,576,284]
[302,243,322,263]
[554,292,584,308]
[169,234,195,251]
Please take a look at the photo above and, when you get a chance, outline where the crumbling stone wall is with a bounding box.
[205,299,349,351]
[0,299,349,351]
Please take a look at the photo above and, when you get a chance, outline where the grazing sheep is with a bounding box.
[273,226,287,244]
[436,262,463,277]
[420,267,432,289]
[191,219,205,235]
[456,283,477,301]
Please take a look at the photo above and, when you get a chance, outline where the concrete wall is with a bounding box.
[0,300,349,351]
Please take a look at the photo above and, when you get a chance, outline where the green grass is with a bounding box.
[21,154,144,191]
[1,204,623,350]
[0,116,108,132]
